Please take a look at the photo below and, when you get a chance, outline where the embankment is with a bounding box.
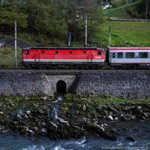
[0,70,150,98]
[0,96,150,140]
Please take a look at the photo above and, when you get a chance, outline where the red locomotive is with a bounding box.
[22,47,105,68]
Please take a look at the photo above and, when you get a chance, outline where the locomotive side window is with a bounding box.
[117,52,123,58]
[139,52,148,58]
[41,51,44,54]
[56,51,58,54]
[25,50,29,55]
[83,51,86,54]
[98,51,101,55]
[126,52,134,58]
[70,51,72,54]
[112,53,115,58]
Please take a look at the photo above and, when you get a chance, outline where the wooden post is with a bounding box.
[85,13,88,47]
[109,26,111,47]
[15,20,17,68]
[145,0,149,19]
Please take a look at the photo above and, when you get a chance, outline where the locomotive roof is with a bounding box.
[23,47,104,50]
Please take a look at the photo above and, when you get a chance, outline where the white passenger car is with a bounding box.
[109,47,150,66]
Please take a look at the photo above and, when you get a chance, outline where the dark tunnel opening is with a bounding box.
[57,80,66,94]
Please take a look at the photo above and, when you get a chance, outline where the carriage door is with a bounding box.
[87,51,93,63]
[34,51,40,63]
[38,51,40,63]
[135,52,139,59]
[34,53,37,63]
[87,51,89,63]
[91,51,93,63]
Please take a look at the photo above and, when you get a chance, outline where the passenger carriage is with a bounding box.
[109,47,150,66]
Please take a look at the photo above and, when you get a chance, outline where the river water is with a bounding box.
[0,120,150,150]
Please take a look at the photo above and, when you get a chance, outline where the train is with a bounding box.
[22,47,150,68]
[109,47,150,66]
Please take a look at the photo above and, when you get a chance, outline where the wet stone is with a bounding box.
[0,95,150,141]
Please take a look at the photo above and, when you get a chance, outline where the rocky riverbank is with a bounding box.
[0,95,150,141]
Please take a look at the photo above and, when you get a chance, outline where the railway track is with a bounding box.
[0,66,150,74]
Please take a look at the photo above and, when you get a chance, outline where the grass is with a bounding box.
[0,47,22,68]
[103,0,143,19]
[104,0,142,15]
[106,7,132,19]
[91,97,150,104]
[96,21,150,47]
[64,94,150,104]
[18,33,36,47]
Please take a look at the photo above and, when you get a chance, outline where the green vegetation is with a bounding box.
[64,94,150,104]
[1,94,150,104]
[104,0,150,19]
[0,0,104,47]
[98,21,150,47]
[106,7,132,19]
[91,97,150,104]
[104,0,142,15]
[0,47,22,68]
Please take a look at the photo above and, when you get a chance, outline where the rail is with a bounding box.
[0,67,150,73]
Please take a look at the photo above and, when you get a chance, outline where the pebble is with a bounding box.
[41,128,47,133]
[26,111,31,115]
[0,111,3,115]
[108,115,113,120]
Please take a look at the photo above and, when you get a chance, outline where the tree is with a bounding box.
[70,0,104,45]
[23,0,68,45]
[145,0,149,19]
[0,4,27,32]
[0,0,105,46]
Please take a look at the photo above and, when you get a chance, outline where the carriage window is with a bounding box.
[139,52,148,58]
[56,51,58,54]
[98,51,101,55]
[26,50,29,55]
[126,52,134,58]
[112,53,115,58]
[70,51,72,54]
[83,51,86,54]
[118,52,123,58]
[41,51,44,54]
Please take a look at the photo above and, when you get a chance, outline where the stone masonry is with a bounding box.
[0,70,150,98]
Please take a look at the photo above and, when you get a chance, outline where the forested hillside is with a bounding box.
[0,0,104,47]
[0,0,150,47]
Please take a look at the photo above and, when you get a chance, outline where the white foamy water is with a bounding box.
[21,145,45,150]
[0,121,150,150]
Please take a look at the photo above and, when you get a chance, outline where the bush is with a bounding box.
[126,6,140,18]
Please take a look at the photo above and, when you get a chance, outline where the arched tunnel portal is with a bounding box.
[57,80,66,94]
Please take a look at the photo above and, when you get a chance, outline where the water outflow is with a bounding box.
[51,107,59,119]
[68,31,72,47]
[48,96,63,117]
[49,96,69,125]
[53,96,63,103]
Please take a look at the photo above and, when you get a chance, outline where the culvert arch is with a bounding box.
[57,80,66,94]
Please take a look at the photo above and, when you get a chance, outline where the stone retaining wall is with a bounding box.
[75,71,150,98]
[0,70,150,98]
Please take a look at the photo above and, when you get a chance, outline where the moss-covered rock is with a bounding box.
[0,95,150,140]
